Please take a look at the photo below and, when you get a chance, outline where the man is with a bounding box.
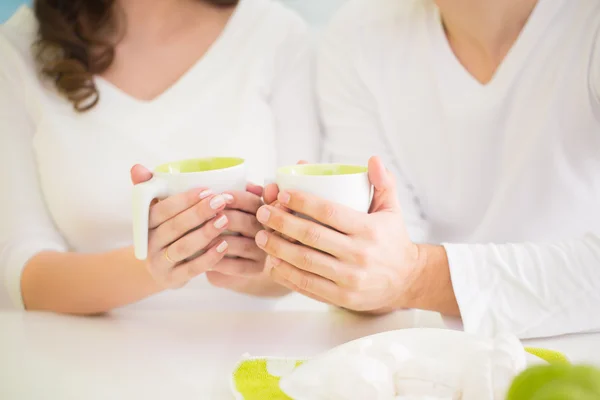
[257,0,600,339]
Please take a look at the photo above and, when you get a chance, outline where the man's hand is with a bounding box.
[254,157,460,313]
[264,160,308,206]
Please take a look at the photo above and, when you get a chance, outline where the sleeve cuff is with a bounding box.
[443,243,497,338]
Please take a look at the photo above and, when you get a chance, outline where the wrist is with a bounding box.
[401,244,460,316]
[401,243,430,309]
[387,242,424,311]
[124,247,165,294]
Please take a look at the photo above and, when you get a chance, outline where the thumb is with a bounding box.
[130,164,153,185]
[246,182,264,197]
[263,182,280,205]
[368,156,400,213]
[265,160,309,204]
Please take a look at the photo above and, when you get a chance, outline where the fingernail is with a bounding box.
[210,195,225,209]
[256,206,271,223]
[216,241,228,253]
[255,231,268,247]
[278,191,290,205]
[214,215,228,229]
[223,194,234,204]
[269,256,281,267]
[199,189,213,199]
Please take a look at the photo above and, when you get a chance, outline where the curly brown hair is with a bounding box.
[33,0,238,112]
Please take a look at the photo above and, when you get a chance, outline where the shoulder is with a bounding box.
[323,0,431,42]
[234,0,309,41]
[579,0,600,111]
[228,0,313,71]
[0,6,41,108]
[0,5,40,99]
[317,0,433,73]
[0,6,38,70]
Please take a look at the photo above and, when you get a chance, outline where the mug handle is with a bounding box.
[132,176,168,260]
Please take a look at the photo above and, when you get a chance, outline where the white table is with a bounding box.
[1,309,599,400]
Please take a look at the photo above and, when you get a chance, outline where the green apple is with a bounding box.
[506,364,600,400]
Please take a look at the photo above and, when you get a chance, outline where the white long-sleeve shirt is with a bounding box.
[317,0,600,338]
[0,0,323,311]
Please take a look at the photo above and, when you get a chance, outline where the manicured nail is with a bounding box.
[278,191,290,205]
[199,189,213,199]
[210,195,225,209]
[256,206,271,223]
[214,215,228,229]
[216,241,228,253]
[255,231,268,247]
[223,194,234,204]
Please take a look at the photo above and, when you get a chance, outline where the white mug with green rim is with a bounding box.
[275,164,372,213]
[132,157,246,260]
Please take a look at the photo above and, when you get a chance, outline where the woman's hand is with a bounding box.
[132,165,232,290]
[205,184,290,298]
[254,157,426,312]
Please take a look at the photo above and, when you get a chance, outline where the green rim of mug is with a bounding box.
[277,164,368,176]
[154,157,244,174]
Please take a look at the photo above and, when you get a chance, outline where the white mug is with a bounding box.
[275,164,372,214]
[132,157,246,260]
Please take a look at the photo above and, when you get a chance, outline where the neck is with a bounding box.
[435,0,539,61]
[116,0,216,40]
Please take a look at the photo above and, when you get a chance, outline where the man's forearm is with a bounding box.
[403,244,460,316]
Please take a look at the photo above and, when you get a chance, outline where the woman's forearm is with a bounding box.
[21,247,163,315]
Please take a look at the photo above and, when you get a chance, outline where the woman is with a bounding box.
[259,0,600,338]
[0,0,320,313]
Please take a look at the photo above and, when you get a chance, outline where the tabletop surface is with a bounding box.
[1,309,600,400]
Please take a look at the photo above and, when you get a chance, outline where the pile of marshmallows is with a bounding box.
[278,333,527,400]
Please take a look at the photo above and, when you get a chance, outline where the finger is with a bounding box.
[152,194,228,248]
[265,202,298,243]
[256,205,353,258]
[246,183,264,197]
[368,156,400,213]
[146,250,173,283]
[130,164,153,185]
[264,160,308,205]
[276,190,366,235]
[221,235,263,261]
[205,271,241,289]
[268,257,347,307]
[148,188,213,229]
[270,268,331,305]
[225,190,264,214]
[255,230,349,284]
[205,271,276,294]
[223,210,263,238]
[211,258,264,277]
[263,183,280,205]
[168,240,229,286]
[160,213,229,263]
[272,201,292,214]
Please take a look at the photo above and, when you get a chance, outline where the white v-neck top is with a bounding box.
[0,0,323,311]
[318,0,600,338]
